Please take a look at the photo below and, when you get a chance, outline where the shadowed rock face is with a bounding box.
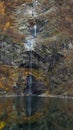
[19,62,39,69]
[24,75,46,95]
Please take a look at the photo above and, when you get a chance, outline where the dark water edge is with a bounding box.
[0,96,73,130]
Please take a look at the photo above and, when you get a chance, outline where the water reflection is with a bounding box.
[0,96,73,130]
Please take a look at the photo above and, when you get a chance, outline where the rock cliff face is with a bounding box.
[0,0,73,96]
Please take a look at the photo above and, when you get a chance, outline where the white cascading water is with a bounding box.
[34,24,37,37]
[25,0,37,96]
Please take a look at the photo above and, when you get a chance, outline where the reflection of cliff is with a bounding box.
[0,97,48,124]
[0,97,73,130]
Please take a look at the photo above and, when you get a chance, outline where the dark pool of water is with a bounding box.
[0,96,73,130]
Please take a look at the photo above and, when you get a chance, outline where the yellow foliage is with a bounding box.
[23,112,43,123]
[0,122,6,130]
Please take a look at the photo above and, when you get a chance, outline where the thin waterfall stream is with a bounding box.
[26,0,37,95]
[34,24,37,37]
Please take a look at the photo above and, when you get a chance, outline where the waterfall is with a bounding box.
[24,0,37,96]
[34,24,37,37]
[28,43,33,95]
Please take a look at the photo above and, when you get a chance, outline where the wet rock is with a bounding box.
[24,75,46,95]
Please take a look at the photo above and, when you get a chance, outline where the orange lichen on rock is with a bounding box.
[4,22,10,31]
[0,1,5,15]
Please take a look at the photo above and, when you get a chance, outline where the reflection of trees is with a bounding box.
[0,97,73,130]
[34,98,73,130]
[14,97,25,117]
